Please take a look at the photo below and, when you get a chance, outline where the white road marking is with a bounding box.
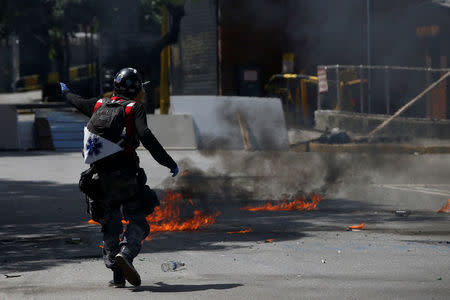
[373,184,450,197]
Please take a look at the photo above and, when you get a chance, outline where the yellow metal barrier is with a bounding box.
[265,73,318,126]
[15,63,96,91]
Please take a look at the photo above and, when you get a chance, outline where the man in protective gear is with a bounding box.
[61,67,178,288]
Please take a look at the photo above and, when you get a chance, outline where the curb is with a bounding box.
[291,142,450,154]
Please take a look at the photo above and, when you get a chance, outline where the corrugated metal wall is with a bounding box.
[171,0,218,95]
[36,110,88,150]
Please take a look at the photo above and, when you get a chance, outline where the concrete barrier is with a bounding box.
[33,110,197,151]
[143,114,197,150]
[0,105,18,150]
[171,96,289,150]
[315,110,450,138]
[17,115,38,150]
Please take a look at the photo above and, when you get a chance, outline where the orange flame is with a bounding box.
[88,190,221,242]
[241,194,323,212]
[87,219,129,225]
[146,190,221,233]
[227,228,252,234]
[348,222,366,230]
[265,238,275,243]
[437,200,450,213]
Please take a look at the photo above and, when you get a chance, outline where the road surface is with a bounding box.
[0,151,449,299]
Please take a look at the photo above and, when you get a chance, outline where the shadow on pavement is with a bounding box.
[1,178,448,273]
[132,281,243,293]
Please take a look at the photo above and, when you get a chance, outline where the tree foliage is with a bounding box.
[0,0,168,80]
[141,0,164,30]
[0,0,98,80]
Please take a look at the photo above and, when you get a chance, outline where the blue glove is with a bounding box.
[170,166,179,177]
[59,82,70,93]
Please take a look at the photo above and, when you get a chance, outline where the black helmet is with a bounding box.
[113,68,142,98]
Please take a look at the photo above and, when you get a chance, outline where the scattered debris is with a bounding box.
[65,237,81,245]
[318,128,352,144]
[0,240,16,246]
[265,239,275,243]
[347,222,366,231]
[227,228,252,234]
[436,200,450,213]
[321,258,327,264]
[4,274,21,278]
[394,210,411,217]
[161,261,185,272]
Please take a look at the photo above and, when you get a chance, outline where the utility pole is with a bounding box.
[160,4,170,114]
[367,0,372,114]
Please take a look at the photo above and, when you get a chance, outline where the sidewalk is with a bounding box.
[0,90,41,105]
[289,128,450,154]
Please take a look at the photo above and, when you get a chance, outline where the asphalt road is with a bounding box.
[0,150,449,299]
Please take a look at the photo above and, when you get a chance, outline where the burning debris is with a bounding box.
[347,222,366,231]
[227,228,252,234]
[145,190,221,233]
[436,200,450,213]
[87,189,221,241]
[240,194,323,212]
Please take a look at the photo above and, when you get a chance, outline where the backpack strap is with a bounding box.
[110,96,137,142]
[93,99,105,113]
[124,102,136,138]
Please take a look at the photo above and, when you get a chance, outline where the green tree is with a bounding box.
[0,0,97,84]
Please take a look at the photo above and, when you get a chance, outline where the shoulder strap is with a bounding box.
[109,96,137,136]
[124,102,136,138]
[93,99,105,113]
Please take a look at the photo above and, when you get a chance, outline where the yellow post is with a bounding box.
[300,79,308,123]
[160,4,170,114]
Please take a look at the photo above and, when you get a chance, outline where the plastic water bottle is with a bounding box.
[161,261,185,272]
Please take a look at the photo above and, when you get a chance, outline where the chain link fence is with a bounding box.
[317,65,450,120]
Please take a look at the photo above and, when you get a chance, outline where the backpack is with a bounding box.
[87,97,135,144]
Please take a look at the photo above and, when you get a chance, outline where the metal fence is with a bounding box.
[317,65,450,119]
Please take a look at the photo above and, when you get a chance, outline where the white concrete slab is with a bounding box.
[171,96,289,150]
[17,114,37,150]
[145,114,197,150]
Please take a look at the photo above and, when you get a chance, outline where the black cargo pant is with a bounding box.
[100,189,150,270]
[93,167,156,270]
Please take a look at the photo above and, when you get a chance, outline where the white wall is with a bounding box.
[171,96,289,150]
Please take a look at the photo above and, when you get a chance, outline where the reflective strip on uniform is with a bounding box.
[93,99,104,113]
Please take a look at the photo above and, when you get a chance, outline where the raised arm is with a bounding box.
[133,103,178,175]
[60,82,98,117]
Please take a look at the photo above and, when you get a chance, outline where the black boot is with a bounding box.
[108,269,126,288]
[115,251,141,287]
